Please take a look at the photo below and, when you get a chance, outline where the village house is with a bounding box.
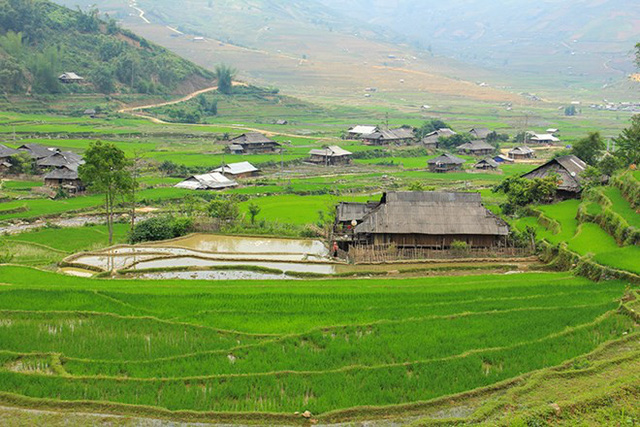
[17,143,59,160]
[427,153,466,173]
[527,132,560,144]
[174,172,238,191]
[474,158,499,170]
[227,133,281,154]
[58,72,84,84]
[508,146,535,160]
[44,163,84,193]
[469,128,492,139]
[421,128,456,149]
[0,144,18,173]
[334,201,380,235]
[84,109,97,118]
[309,146,353,166]
[457,140,495,156]
[353,192,510,248]
[346,125,379,140]
[361,127,416,145]
[36,151,83,170]
[212,161,260,179]
[521,155,587,199]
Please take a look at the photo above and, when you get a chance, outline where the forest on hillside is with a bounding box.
[0,0,213,94]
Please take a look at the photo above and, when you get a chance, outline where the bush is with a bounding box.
[130,216,193,243]
[450,240,469,252]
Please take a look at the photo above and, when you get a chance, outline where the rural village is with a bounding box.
[0,0,639,426]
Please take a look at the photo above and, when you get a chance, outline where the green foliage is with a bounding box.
[494,176,558,215]
[207,198,240,222]
[439,133,472,150]
[572,132,605,165]
[8,152,35,175]
[564,105,578,116]
[247,202,261,224]
[614,115,640,166]
[0,0,213,94]
[129,216,193,243]
[450,240,469,252]
[215,64,236,95]
[415,119,449,139]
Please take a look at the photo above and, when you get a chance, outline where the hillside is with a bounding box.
[0,0,214,95]
[319,0,640,91]
[52,0,523,105]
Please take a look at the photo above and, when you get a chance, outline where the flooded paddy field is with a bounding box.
[60,233,531,280]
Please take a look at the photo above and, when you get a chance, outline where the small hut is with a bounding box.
[227,133,281,154]
[474,158,499,170]
[362,127,415,145]
[0,144,18,173]
[212,162,260,179]
[58,72,84,84]
[457,140,495,156]
[44,164,84,193]
[421,128,456,149]
[346,125,378,140]
[427,153,465,173]
[469,128,492,139]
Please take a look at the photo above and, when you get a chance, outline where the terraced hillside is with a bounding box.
[0,266,635,423]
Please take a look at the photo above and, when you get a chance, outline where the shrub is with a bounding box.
[130,216,193,243]
[450,240,469,252]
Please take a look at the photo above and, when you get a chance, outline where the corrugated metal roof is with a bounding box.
[356,192,509,236]
[309,146,353,157]
[213,161,259,175]
[349,125,378,135]
[175,173,238,190]
[509,146,534,155]
[230,132,277,145]
[521,155,586,192]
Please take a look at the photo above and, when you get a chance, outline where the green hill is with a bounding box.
[0,0,214,95]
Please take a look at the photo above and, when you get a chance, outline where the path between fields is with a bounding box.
[118,83,328,140]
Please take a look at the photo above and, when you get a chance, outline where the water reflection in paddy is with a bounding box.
[132,258,337,275]
[139,270,291,281]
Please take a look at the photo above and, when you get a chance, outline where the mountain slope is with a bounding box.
[319,0,640,87]
[0,0,213,94]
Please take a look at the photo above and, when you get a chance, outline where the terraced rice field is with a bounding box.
[0,266,634,422]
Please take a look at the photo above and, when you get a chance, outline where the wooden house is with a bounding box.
[508,146,535,160]
[334,201,379,235]
[17,144,59,160]
[427,153,465,173]
[309,146,353,166]
[58,72,84,84]
[527,133,560,144]
[354,192,510,248]
[474,158,499,170]
[521,155,587,199]
[36,151,83,169]
[457,140,495,156]
[227,133,281,154]
[44,164,84,193]
[212,162,260,179]
[175,173,238,191]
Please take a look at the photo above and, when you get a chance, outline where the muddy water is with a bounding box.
[132,258,337,275]
[149,234,329,257]
[104,247,325,262]
[70,254,158,271]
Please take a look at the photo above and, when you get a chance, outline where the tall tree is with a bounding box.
[215,64,236,95]
[613,115,640,167]
[79,141,133,245]
[571,132,605,165]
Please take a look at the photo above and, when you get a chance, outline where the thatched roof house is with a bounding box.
[422,128,456,148]
[59,72,84,83]
[175,173,238,190]
[508,146,535,160]
[36,151,83,168]
[521,155,587,199]
[354,192,509,248]
[427,153,465,173]
[474,158,499,170]
[228,133,281,154]
[44,164,84,192]
[309,146,353,165]
[469,128,492,139]
[457,140,495,156]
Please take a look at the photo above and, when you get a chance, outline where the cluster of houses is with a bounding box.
[175,161,260,190]
[0,143,85,192]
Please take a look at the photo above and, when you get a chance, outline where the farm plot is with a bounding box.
[0,266,634,420]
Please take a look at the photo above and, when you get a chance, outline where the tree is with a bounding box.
[248,203,261,225]
[598,153,621,177]
[564,105,577,116]
[215,64,236,95]
[91,65,116,94]
[493,175,558,215]
[571,132,605,165]
[207,199,239,222]
[79,141,133,245]
[614,114,640,166]
[438,133,472,150]
[415,119,449,139]
[8,152,34,175]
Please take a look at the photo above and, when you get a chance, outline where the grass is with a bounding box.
[602,186,640,228]
[0,266,633,417]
